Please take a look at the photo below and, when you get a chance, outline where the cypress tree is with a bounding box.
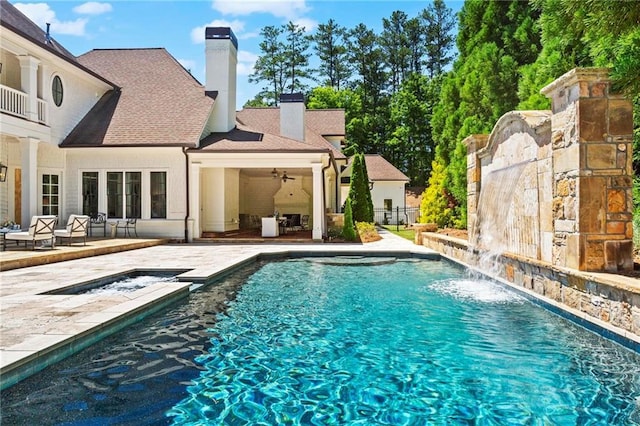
[342,197,357,241]
[360,154,374,222]
[348,154,374,223]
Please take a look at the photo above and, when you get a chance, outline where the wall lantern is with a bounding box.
[0,163,7,182]
[368,180,374,190]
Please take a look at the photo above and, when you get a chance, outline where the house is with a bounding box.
[0,1,345,241]
[340,154,410,224]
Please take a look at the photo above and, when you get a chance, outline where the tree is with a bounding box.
[307,86,363,156]
[347,153,374,223]
[430,0,542,227]
[248,25,287,105]
[342,197,357,241]
[422,0,456,77]
[347,24,390,154]
[387,73,439,185]
[284,21,312,94]
[311,19,352,89]
[380,11,411,94]
[420,160,454,227]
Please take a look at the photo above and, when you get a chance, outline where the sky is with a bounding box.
[12,0,463,106]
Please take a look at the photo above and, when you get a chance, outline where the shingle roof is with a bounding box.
[197,125,333,153]
[0,0,114,87]
[1,0,76,60]
[364,155,409,181]
[63,48,214,147]
[344,154,409,182]
[306,110,345,136]
[232,107,345,158]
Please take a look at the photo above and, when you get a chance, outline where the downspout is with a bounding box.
[321,153,337,239]
[182,147,190,243]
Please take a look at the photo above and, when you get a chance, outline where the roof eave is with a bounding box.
[0,21,118,89]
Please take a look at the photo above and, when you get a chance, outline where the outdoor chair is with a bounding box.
[89,212,107,237]
[300,215,310,231]
[5,215,57,250]
[116,218,138,237]
[54,214,89,246]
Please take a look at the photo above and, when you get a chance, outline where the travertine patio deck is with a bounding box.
[0,230,438,389]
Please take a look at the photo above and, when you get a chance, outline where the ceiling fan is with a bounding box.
[271,168,296,182]
[281,171,295,182]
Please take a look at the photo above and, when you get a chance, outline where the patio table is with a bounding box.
[0,227,21,251]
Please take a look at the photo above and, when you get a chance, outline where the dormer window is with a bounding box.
[52,75,63,106]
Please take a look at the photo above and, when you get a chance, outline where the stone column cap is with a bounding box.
[540,67,609,97]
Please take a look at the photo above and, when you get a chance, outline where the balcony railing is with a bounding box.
[37,98,47,124]
[0,84,27,119]
[0,84,48,125]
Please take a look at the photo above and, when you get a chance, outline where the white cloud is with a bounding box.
[212,0,309,21]
[238,50,258,63]
[237,50,258,76]
[238,31,259,40]
[237,62,255,76]
[190,19,246,44]
[14,3,88,36]
[73,2,112,15]
[292,17,317,33]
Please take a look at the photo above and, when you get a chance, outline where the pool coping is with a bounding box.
[0,247,439,391]
[0,283,191,390]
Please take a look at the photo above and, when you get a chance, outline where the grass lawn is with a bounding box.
[380,225,415,241]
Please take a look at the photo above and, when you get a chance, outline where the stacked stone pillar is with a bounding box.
[463,134,489,245]
[541,68,634,272]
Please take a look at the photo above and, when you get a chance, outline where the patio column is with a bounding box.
[311,163,323,241]
[18,55,40,122]
[189,162,201,241]
[19,137,39,227]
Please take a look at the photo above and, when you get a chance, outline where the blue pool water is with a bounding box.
[2,258,639,425]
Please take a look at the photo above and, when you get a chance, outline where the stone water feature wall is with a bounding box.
[466,68,634,273]
[419,68,638,343]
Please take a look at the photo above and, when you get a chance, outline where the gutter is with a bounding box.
[182,147,190,242]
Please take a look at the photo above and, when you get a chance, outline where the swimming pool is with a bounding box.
[2,258,639,424]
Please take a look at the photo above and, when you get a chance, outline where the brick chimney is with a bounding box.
[205,27,237,132]
[279,93,305,141]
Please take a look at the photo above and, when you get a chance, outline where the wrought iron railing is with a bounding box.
[373,206,420,226]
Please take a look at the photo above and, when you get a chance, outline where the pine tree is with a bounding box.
[248,25,287,106]
[380,11,411,94]
[311,19,352,89]
[422,0,456,78]
[284,21,312,94]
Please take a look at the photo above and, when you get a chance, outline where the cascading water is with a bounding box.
[472,160,538,277]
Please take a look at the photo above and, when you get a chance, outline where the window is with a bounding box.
[42,174,59,215]
[125,172,141,219]
[107,172,141,219]
[82,172,98,216]
[52,75,63,107]
[384,199,393,211]
[107,172,123,218]
[150,172,166,218]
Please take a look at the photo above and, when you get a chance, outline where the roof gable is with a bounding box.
[343,154,409,182]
